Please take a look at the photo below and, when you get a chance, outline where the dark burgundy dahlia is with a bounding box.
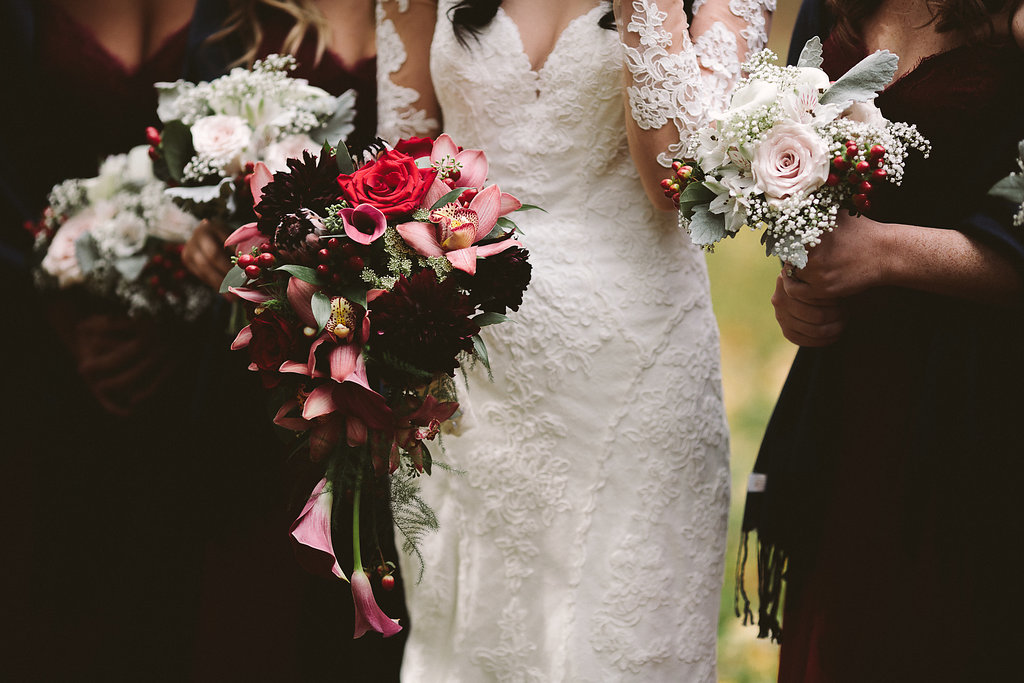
[255,150,341,237]
[458,245,532,314]
[369,270,480,377]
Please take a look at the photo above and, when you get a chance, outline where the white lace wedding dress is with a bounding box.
[377,1,771,680]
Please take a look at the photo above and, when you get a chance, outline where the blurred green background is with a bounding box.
[713,3,800,681]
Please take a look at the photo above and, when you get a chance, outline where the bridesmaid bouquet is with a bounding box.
[224,134,533,637]
[665,38,930,267]
[989,140,1024,226]
[149,54,356,220]
[29,145,214,320]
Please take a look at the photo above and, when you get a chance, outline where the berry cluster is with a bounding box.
[236,244,278,280]
[313,237,367,285]
[661,160,697,208]
[145,126,162,162]
[144,244,189,297]
[826,141,887,213]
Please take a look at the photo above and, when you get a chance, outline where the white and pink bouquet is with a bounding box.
[30,145,214,320]
[665,38,930,267]
[150,54,355,219]
[224,134,533,637]
[990,140,1024,226]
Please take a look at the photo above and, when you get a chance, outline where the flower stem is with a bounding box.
[352,462,364,573]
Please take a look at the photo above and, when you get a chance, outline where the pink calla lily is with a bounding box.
[224,222,263,254]
[340,204,388,245]
[351,569,402,638]
[290,478,346,580]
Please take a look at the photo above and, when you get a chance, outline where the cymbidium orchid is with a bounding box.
[396,184,521,275]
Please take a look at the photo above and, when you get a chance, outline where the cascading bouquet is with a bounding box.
[149,53,356,221]
[664,37,931,268]
[989,140,1024,225]
[28,145,213,320]
[224,133,533,637]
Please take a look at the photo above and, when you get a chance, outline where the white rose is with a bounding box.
[794,66,831,92]
[262,134,321,173]
[149,202,200,243]
[751,122,831,203]
[124,145,156,185]
[843,99,886,127]
[93,211,148,258]
[191,115,252,175]
[41,209,97,286]
[726,80,780,118]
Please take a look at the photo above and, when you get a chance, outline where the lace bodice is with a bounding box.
[375,2,769,680]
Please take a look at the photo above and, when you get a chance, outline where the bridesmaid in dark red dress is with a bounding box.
[739,1,1024,681]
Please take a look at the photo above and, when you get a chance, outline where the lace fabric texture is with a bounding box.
[375,1,770,680]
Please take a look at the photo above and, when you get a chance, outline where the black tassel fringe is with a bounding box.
[735,529,786,643]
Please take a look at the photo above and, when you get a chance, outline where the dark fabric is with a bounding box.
[785,0,834,66]
[740,32,1024,682]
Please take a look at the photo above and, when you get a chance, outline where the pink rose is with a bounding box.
[191,115,252,174]
[751,122,830,203]
[41,208,98,287]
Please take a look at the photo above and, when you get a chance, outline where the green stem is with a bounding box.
[352,464,363,573]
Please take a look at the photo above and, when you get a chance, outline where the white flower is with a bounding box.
[124,145,156,185]
[263,134,321,173]
[793,66,831,92]
[191,115,252,175]
[149,201,200,243]
[843,99,886,127]
[41,208,98,286]
[93,210,148,258]
[725,80,779,118]
[706,169,757,234]
[751,121,830,204]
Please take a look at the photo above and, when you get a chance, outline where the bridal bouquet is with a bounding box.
[665,38,930,267]
[225,134,533,637]
[150,54,356,219]
[29,145,213,320]
[989,140,1024,226]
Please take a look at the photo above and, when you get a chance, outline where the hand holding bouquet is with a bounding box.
[666,38,931,268]
[225,134,533,637]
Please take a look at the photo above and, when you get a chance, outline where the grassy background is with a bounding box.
[712,4,801,681]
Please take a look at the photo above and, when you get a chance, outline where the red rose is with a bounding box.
[337,150,438,217]
[248,311,298,372]
[393,137,435,160]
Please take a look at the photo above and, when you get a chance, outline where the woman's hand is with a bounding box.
[182,218,233,290]
[771,270,847,347]
[790,212,894,299]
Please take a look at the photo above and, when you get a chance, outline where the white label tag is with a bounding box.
[747,473,767,493]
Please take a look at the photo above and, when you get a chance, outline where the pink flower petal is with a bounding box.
[290,479,345,580]
[468,185,502,241]
[224,222,262,251]
[346,416,368,447]
[303,384,337,420]
[287,277,319,327]
[309,418,344,462]
[228,286,274,304]
[499,192,522,216]
[341,204,388,245]
[429,134,458,165]
[279,360,312,376]
[351,570,402,638]
[422,176,452,209]
[407,396,460,425]
[328,342,359,383]
[446,246,478,275]
[273,400,309,431]
[475,239,519,258]
[455,149,488,187]
[250,162,274,210]
[396,222,445,257]
[230,325,253,350]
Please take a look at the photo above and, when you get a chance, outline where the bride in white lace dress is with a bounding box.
[376,1,771,680]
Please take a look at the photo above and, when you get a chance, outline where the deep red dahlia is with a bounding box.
[458,245,532,314]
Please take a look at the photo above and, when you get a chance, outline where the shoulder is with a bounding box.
[1013,5,1024,49]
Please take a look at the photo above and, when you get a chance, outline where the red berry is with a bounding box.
[327,238,339,250]
[845,142,859,157]
[145,126,161,146]
[381,575,395,591]
[259,242,271,253]
[872,168,888,182]
[316,264,330,276]
[869,144,886,158]
[832,156,850,171]
[147,146,160,161]
[237,254,254,267]
[671,160,683,171]
[173,269,186,281]
[855,161,871,174]
[244,161,255,174]
[347,257,364,271]
[151,254,164,266]
[847,172,861,185]
[149,275,161,287]
[331,273,344,284]
[826,173,840,187]
[852,194,871,210]
[318,248,331,262]
[257,252,275,267]
[858,181,873,194]
[156,286,167,297]
[244,265,261,279]
[660,178,672,190]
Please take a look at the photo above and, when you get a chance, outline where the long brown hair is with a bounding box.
[209,0,330,67]
[827,0,1023,46]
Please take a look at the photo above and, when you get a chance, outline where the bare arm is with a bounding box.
[376,0,442,140]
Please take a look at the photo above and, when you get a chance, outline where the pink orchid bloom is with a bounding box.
[223,162,274,254]
[340,204,388,245]
[351,569,402,638]
[290,478,346,580]
[396,184,521,275]
[429,133,488,188]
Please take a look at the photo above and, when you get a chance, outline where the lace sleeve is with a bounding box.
[616,0,773,200]
[376,0,442,141]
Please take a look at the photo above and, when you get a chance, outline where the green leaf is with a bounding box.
[495,216,520,233]
[420,443,432,476]
[160,120,193,183]
[796,37,824,69]
[338,284,367,309]
[275,264,324,284]
[336,147,355,175]
[472,334,491,372]
[73,233,100,274]
[312,291,331,332]
[310,89,357,146]
[113,254,148,280]
[220,265,247,294]
[515,204,546,213]
[686,204,727,247]
[429,188,467,211]
[990,174,1024,203]
[473,312,510,327]
[678,181,716,220]
[819,50,898,108]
